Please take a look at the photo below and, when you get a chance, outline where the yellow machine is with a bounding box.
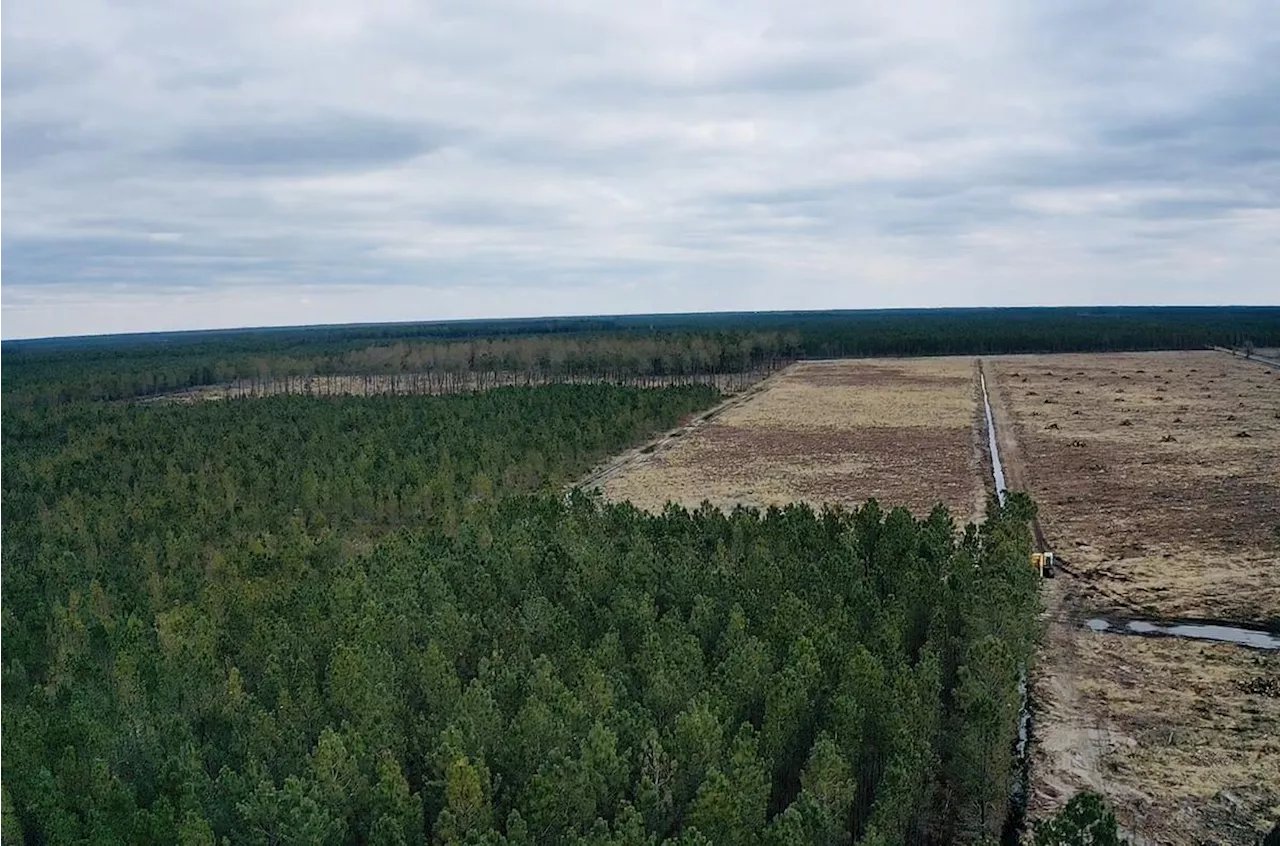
[1031,551,1055,578]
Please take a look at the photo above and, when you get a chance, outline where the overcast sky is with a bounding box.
[3,0,1278,339]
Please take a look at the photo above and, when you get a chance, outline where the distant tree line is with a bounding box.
[1,333,791,406]
[3,382,1043,844]
[5,306,1278,406]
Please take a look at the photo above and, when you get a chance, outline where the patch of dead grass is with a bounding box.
[724,359,975,430]
[601,358,986,520]
[1072,632,1280,844]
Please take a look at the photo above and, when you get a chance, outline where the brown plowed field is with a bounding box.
[988,351,1280,621]
[989,351,1280,845]
[599,358,988,521]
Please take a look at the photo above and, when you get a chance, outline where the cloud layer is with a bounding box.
[4,0,1278,338]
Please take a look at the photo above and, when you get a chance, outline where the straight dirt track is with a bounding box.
[988,351,1280,846]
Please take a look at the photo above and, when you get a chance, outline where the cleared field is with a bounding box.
[989,350,1280,621]
[598,358,987,520]
[1072,634,1279,845]
[1031,583,1280,845]
[989,351,1280,844]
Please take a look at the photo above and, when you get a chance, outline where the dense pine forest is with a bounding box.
[0,306,1201,843]
[5,306,1278,405]
[2,374,1044,844]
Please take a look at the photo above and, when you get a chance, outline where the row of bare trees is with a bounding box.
[159,366,784,402]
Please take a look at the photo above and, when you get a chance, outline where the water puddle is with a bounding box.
[1001,671,1033,846]
[980,369,1007,503]
[1085,618,1280,650]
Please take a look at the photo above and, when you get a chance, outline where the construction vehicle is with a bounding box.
[1031,551,1055,578]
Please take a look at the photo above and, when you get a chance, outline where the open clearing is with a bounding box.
[1031,579,1279,845]
[1071,632,1278,845]
[989,351,1280,844]
[988,351,1280,621]
[597,358,987,521]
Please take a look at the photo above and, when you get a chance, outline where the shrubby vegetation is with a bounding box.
[3,382,1044,844]
[1032,792,1127,846]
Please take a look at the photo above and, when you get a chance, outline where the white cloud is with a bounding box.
[3,0,1278,338]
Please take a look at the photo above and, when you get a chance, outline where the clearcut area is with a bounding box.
[988,350,1280,845]
[597,358,988,522]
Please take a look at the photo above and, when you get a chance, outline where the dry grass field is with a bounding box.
[597,358,988,521]
[1031,581,1280,845]
[1072,633,1279,845]
[988,351,1280,844]
[989,350,1280,621]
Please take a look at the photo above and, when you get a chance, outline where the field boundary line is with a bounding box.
[1210,345,1280,368]
[570,364,797,493]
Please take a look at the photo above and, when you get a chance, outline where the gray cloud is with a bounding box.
[1101,95,1280,175]
[2,0,1278,338]
[1,40,101,97]
[2,118,95,169]
[170,115,449,173]
[568,48,880,99]
[719,55,874,93]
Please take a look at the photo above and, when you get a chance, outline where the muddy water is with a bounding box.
[1000,672,1035,844]
[1086,618,1280,650]
[980,369,1008,503]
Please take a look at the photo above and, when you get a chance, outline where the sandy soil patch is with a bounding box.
[1068,631,1279,845]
